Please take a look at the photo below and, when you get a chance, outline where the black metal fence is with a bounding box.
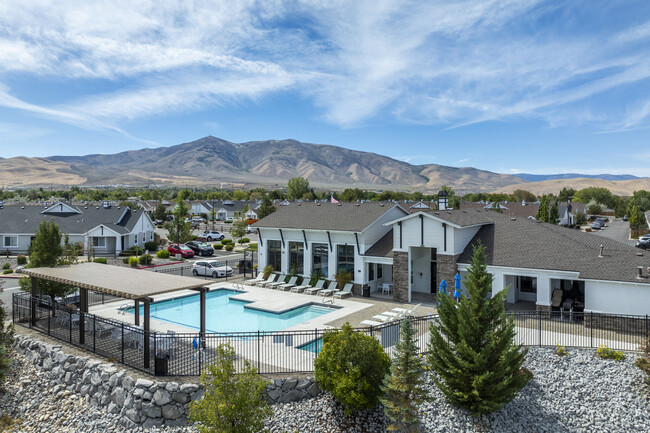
[12,292,649,377]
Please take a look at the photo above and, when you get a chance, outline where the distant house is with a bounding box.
[0,202,155,256]
[558,202,586,226]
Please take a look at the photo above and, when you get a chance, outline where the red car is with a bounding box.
[168,243,195,258]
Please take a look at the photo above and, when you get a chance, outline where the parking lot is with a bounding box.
[591,218,636,246]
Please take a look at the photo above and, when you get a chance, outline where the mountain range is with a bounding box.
[0,136,647,194]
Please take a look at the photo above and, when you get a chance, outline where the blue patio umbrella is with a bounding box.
[439,279,447,295]
[453,273,461,299]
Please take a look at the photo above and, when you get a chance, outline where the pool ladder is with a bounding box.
[322,291,334,304]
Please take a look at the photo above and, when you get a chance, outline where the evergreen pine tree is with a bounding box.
[427,243,530,416]
[536,195,549,222]
[549,200,560,224]
[380,318,430,432]
[257,196,276,219]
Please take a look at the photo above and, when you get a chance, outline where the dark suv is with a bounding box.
[185,241,214,256]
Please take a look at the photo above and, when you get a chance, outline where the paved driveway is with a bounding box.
[591,219,635,246]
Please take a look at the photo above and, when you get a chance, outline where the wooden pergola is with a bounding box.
[23,262,208,369]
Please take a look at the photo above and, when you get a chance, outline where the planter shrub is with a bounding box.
[16,255,27,265]
[214,244,223,250]
[93,258,107,264]
[144,241,158,252]
[128,257,139,267]
[2,269,12,274]
[225,244,234,251]
[156,249,170,259]
[1,263,9,270]
[122,257,130,264]
[314,323,391,414]
[238,238,250,244]
[221,239,233,245]
[138,254,153,265]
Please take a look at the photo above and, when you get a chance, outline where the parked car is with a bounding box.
[192,260,233,278]
[192,216,206,223]
[225,216,234,223]
[167,243,195,258]
[636,238,650,249]
[591,221,601,230]
[246,225,257,234]
[185,241,214,256]
[623,215,628,221]
[203,230,225,241]
[639,234,650,241]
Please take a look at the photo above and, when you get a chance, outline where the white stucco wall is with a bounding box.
[584,280,650,315]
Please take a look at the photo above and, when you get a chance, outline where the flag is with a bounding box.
[331,195,339,204]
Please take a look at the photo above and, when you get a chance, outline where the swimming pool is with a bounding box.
[126,289,336,333]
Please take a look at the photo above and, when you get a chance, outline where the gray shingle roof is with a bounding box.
[254,202,404,232]
[424,209,495,227]
[457,211,650,284]
[364,230,394,257]
[0,205,145,235]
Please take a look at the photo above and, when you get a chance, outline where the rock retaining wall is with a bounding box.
[14,335,321,429]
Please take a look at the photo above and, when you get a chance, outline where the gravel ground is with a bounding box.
[1,347,649,432]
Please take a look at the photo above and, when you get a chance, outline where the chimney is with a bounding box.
[598,244,604,258]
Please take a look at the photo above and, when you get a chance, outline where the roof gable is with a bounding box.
[42,202,81,215]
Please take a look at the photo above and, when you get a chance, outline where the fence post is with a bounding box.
[47,307,51,336]
[121,323,125,364]
[590,311,593,348]
[93,315,96,353]
[11,293,15,324]
[257,331,261,372]
[538,310,541,346]
[69,311,72,343]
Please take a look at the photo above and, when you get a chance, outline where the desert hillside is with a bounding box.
[494,178,650,196]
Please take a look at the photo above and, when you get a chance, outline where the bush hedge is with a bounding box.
[2,269,13,274]
[122,257,130,264]
[214,244,223,250]
[2,263,10,270]
[225,244,234,251]
[17,255,27,265]
[138,254,153,265]
[93,258,107,264]
[238,238,250,244]
[221,239,233,245]
[144,241,158,252]
[156,249,170,259]
[128,257,139,267]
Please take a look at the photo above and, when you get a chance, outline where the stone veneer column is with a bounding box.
[436,254,460,292]
[392,251,409,303]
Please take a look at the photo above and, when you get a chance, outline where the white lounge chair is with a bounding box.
[277,276,298,291]
[333,283,353,299]
[304,280,326,295]
[362,311,403,327]
[318,281,338,297]
[291,283,310,293]
[266,275,289,289]
[391,303,421,316]
[256,274,277,287]
[244,274,264,285]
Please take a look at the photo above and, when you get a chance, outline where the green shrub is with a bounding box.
[156,224,163,229]
[335,270,353,288]
[309,270,323,287]
[189,343,271,433]
[138,254,153,265]
[263,265,274,279]
[93,258,107,264]
[1,263,9,270]
[2,269,12,274]
[213,244,223,250]
[144,241,158,252]
[314,323,391,415]
[596,345,625,361]
[0,298,15,383]
[555,344,569,357]
[128,256,139,267]
[156,249,170,259]
[221,239,233,245]
[246,243,258,251]
[122,257,130,264]
[585,228,592,232]
[128,246,143,255]
[16,255,27,265]
[238,238,250,244]
[224,244,234,252]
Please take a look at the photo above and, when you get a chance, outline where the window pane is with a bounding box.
[312,243,328,278]
[289,242,304,274]
[337,244,355,273]
[267,240,282,272]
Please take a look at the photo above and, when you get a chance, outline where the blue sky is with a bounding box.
[1,0,650,176]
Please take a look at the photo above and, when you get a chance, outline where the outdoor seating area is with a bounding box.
[245,276,353,299]
[360,303,420,327]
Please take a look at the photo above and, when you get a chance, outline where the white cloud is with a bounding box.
[0,0,649,134]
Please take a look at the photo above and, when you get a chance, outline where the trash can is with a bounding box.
[155,354,168,376]
[362,285,370,298]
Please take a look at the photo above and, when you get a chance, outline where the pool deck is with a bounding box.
[89,281,430,334]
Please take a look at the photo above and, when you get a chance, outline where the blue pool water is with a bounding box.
[126,289,335,333]
[297,338,324,354]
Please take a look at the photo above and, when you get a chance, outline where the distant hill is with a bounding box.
[45,136,525,193]
[5,136,647,194]
[514,173,640,182]
[494,178,650,196]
